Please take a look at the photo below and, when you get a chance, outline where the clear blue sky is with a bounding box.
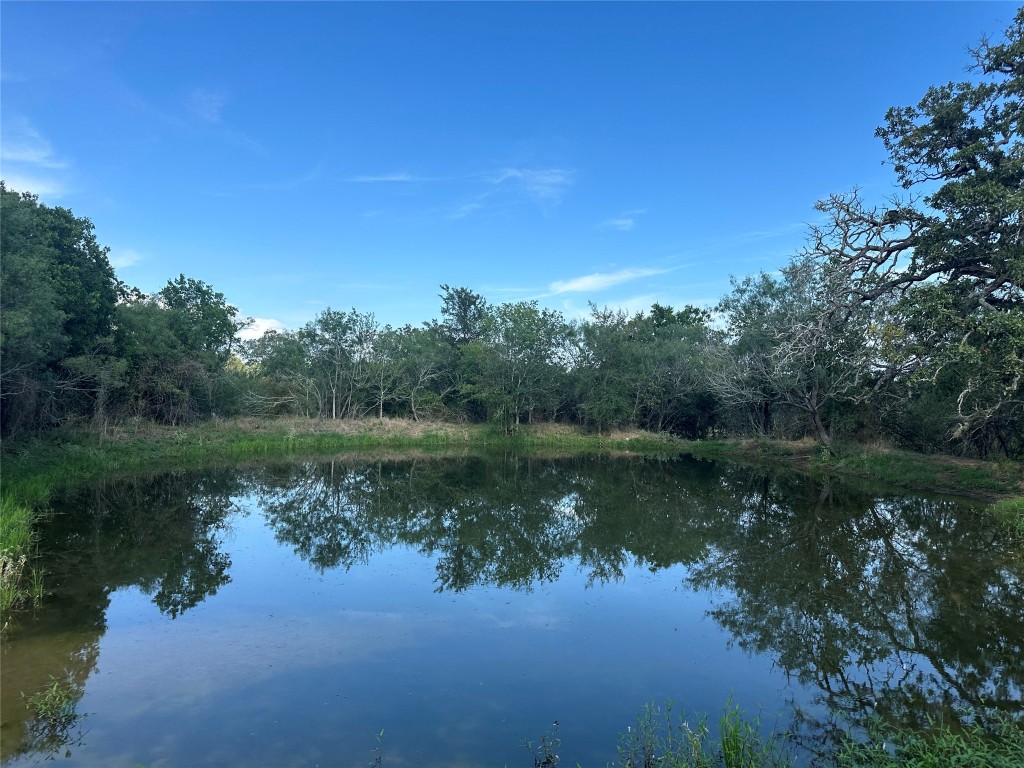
[2,2,1017,337]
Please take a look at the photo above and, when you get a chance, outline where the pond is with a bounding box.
[1,454,1021,766]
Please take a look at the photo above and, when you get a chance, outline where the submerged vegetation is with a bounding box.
[20,675,86,758]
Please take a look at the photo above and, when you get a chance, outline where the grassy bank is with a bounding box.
[679,437,1024,500]
[679,437,1024,555]
[3,418,1021,614]
[1,416,677,490]
[0,417,674,614]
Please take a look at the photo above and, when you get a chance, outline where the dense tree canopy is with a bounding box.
[1,184,118,433]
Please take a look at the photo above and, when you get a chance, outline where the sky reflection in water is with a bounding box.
[2,455,1020,766]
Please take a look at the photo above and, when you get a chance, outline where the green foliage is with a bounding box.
[870,10,1024,457]
[22,677,80,732]
[523,722,561,767]
[3,13,1021,458]
[575,303,718,437]
[990,496,1024,535]
[20,675,85,758]
[615,701,792,768]
[0,183,118,435]
[0,494,44,617]
[463,300,572,433]
[835,717,1024,768]
[158,273,246,366]
[439,284,489,345]
[0,185,252,433]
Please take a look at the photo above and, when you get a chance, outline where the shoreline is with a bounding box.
[2,417,1021,613]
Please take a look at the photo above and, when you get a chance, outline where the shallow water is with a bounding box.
[2,455,1021,766]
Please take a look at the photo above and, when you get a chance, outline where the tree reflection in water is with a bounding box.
[1,471,242,760]
[685,473,1023,749]
[2,455,1020,762]
[256,456,1023,742]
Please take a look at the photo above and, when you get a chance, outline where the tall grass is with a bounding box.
[519,704,1023,767]
[990,497,1024,536]
[834,716,1024,768]
[679,438,1024,499]
[614,700,792,768]
[0,493,43,618]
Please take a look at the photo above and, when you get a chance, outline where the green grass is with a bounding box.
[990,497,1024,535]
[0,417,684,617]
[518,704,1023,768]
[1,418,682,490]
[613,700,792,768]
[22,676,81,733]
[835,717,1024,768]
[0,494,43,618]
[679,438,1023,500]
[2,417,1019,619]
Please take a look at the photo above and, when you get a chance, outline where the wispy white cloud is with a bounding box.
[448,201,484,220]
[491,167,574,201]
[730,221,808,243]
[1,172,68,198]
[600,293,661,317]
[482,284,539,296]
[1,119,67,169]
[188,87,226,124]
[555,293,659,321]
[558,291,719,323]
[245,157,330,192]
[549,267,673,295]
[108,248,144,270]
[0,119,71,199]
[599,208,646,232]
[603,218,636,231]
[182,86,264,154]
[343,165,576,220]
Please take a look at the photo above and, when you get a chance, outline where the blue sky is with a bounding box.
[2,2,1017,337]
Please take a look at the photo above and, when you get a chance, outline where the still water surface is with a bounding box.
[2,455,1021,766]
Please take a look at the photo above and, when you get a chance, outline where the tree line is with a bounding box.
[2,10,1021,456]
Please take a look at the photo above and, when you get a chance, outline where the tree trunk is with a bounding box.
[761,399,773,435]
[806,383,833,450]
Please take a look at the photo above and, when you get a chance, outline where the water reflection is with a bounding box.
[1,455,1020,763]
[686,477,1024,746]
[257,456,724,590]
[1,472,241,760]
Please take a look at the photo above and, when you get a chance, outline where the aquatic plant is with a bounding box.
[523,721,561,767]
[615,700,792,768]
